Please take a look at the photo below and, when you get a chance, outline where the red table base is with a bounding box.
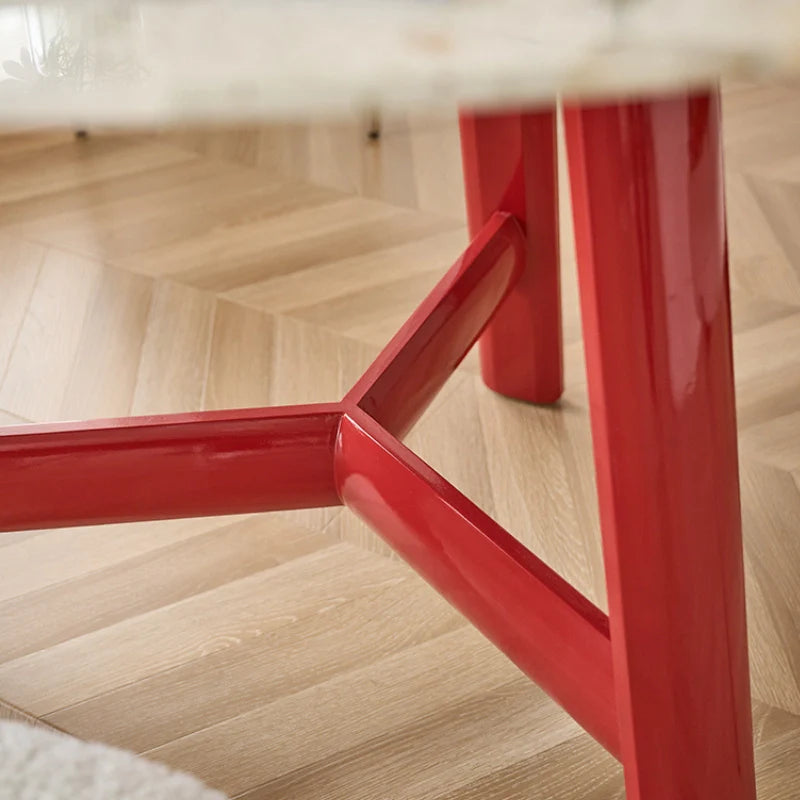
[0,88,756,800]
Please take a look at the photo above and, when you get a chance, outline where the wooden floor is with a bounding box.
[1,84,800,798]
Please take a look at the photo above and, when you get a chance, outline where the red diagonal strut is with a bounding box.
[346,211,524,438]
[334,408,620,757]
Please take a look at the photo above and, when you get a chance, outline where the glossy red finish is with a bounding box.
[335,408,619,755]
[564,90,756,799]
[0,94,760,799]
[459,109,563,403]
[346,212,524,438]
[0,404,342,530]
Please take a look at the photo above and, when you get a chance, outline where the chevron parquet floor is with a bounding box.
[1,83,799,798]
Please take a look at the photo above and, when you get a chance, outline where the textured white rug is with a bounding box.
[0,721,227,800]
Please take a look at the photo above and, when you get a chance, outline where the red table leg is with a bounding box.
[564,90,756,799]
[459,109,563,403]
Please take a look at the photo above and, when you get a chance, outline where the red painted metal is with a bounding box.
[564,90,756,799]
[346,212,524,438]
[0,95,760,800]
[335,408,619,756]
[459,109,563,404]
[0,404,342,531]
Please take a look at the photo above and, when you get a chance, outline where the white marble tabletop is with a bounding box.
[0,0,798,125]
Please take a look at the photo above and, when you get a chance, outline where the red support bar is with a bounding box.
[0,404,343,531]
[345,212,524,439]
[334,408,620,756]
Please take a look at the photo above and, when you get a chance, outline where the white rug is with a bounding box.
[0,721,227,800]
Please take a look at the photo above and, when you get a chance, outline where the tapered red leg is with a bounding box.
[459,109,563,403]
[564,89,756,799]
